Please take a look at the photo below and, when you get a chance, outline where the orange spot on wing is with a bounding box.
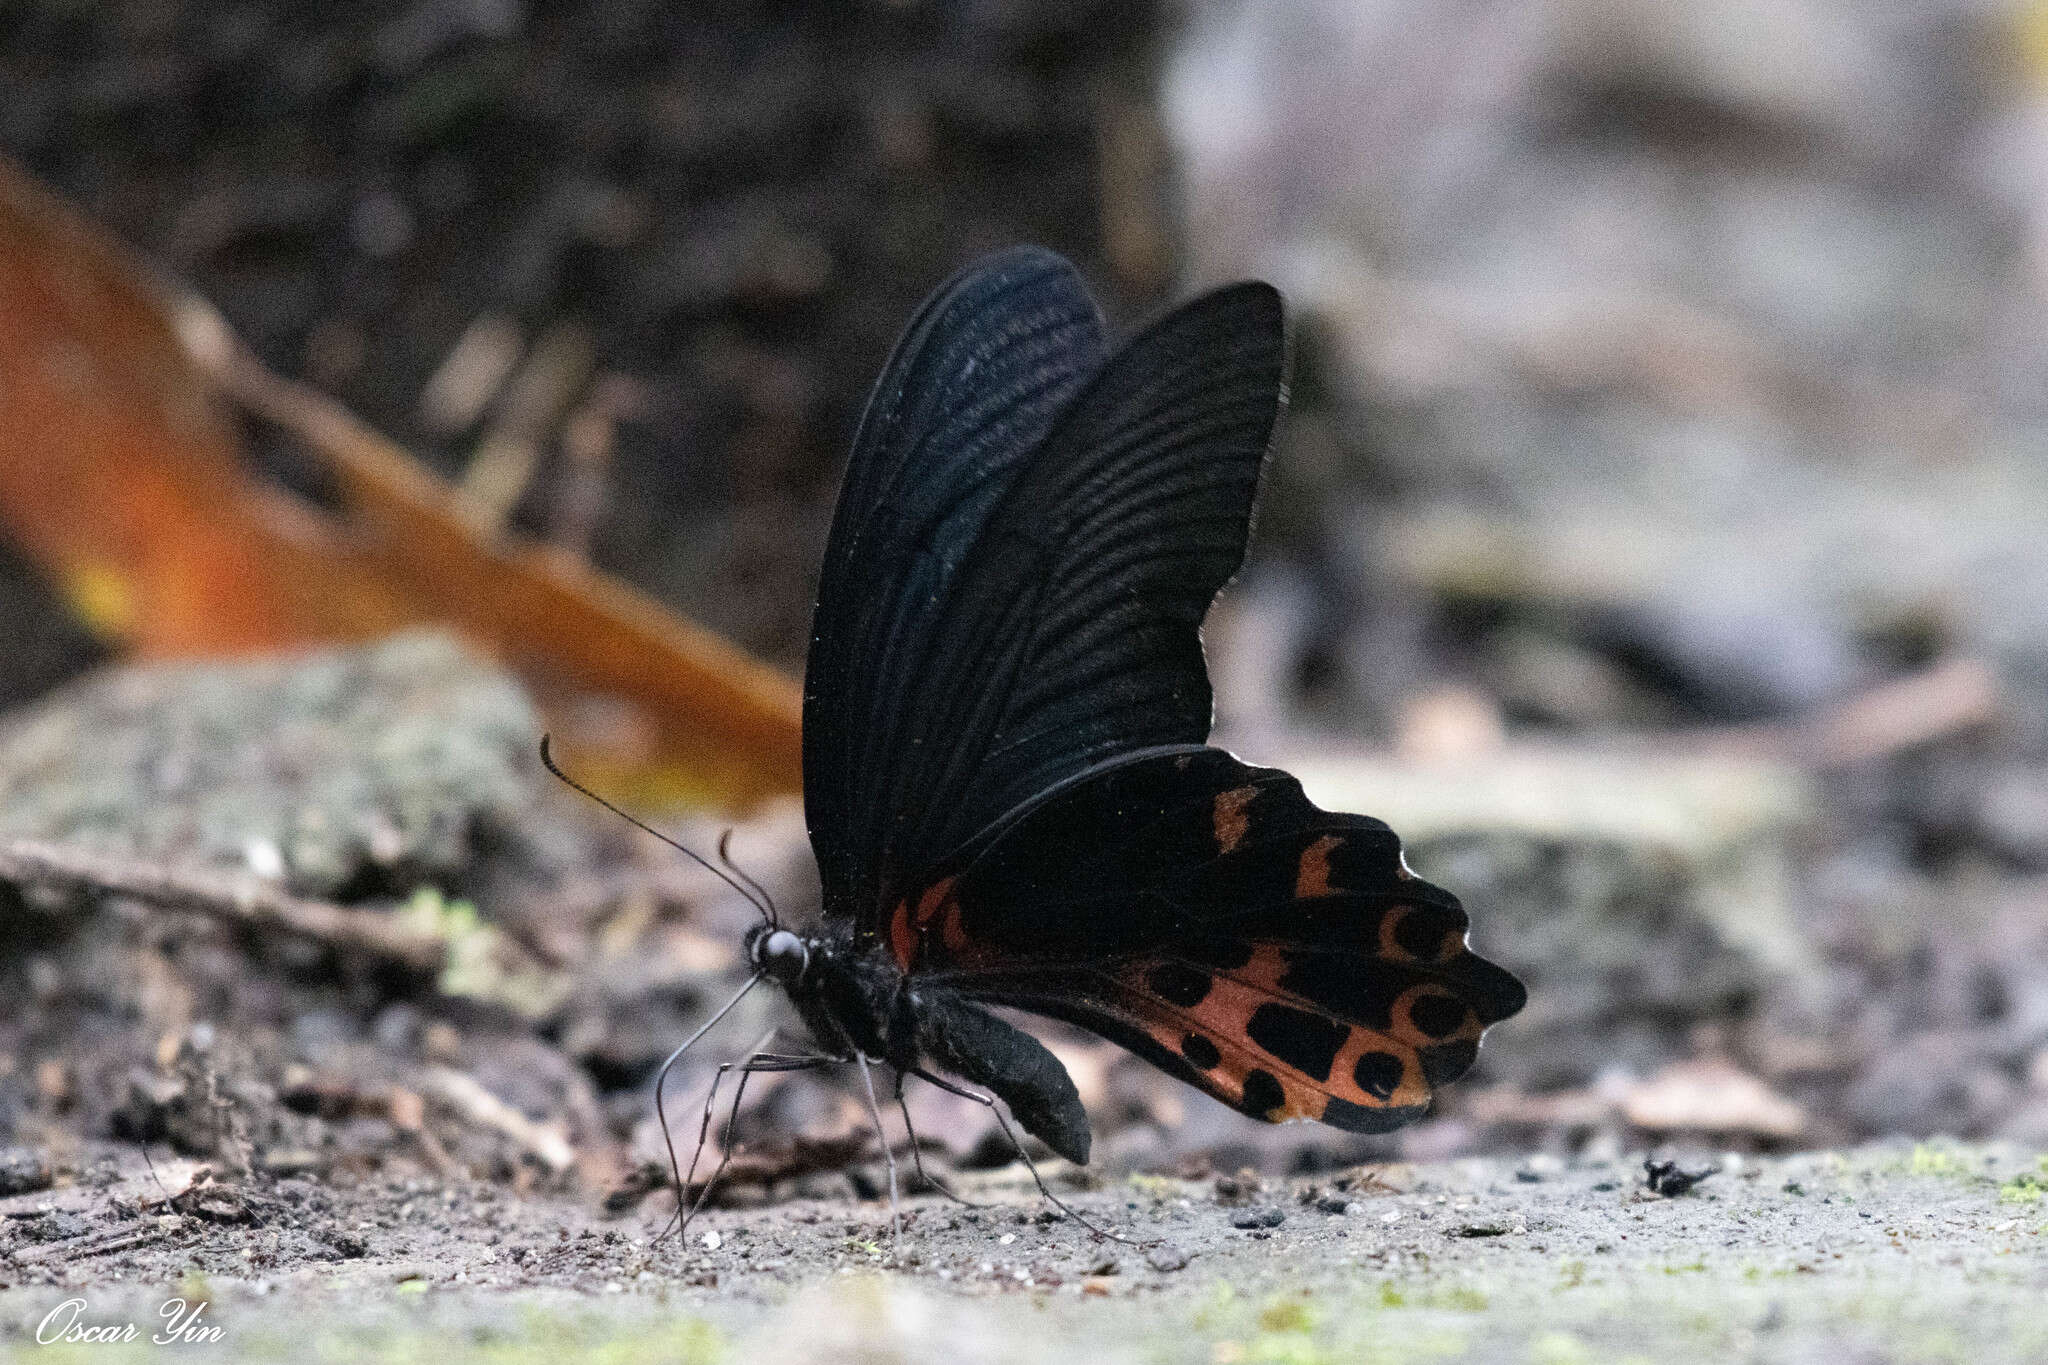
[1237,944,1290,992]
[941,899,969,955]
[1324,1026,1428,1109]
[1295,834,1342,899]
[1377,904,1451,964]
[1212,786,1256,854]
[1377,905,1414,963]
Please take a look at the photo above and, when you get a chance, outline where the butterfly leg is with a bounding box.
[853,1052,902,1246]
[670,1048,840,1243]
[893,1073,986,1209]
[907,1067,1150,1248]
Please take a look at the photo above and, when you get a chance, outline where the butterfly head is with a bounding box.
[746,924,812,987]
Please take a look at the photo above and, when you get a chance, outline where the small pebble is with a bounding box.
[0,1148,53,1198]
[1643,1159,1720,1198]
[1145,1243,1190,1272]
[1231,1206,1286,1230]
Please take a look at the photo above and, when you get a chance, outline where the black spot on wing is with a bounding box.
[1244,1003,1347,1084]
[1320,1095,1429,1134]
[1181,936,1257,971]
[1240,1068,1285,1118]
[1353,1050,1405,1100]
[1395,904,1461,959]
[1180,1032,1222,1070]
[1145,961,1212,1007]
[1418,1039,1480,1086]
[1409,993,1471,1040]
[1271,954,1406,1029]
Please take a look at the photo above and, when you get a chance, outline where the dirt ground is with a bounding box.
[3,1141,2044,1363]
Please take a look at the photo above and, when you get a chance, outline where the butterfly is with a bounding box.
[554,245,1523,1232]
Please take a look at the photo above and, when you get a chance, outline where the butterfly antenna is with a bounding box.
[716,828,778,930]
[652,973,764,1235]
[539,735,774,920]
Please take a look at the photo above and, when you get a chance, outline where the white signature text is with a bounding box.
[34,1296,224,1347]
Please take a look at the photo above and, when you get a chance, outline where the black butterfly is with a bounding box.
[553,246,1523,1234]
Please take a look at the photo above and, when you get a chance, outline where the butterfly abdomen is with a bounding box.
[912,986,1090,1164]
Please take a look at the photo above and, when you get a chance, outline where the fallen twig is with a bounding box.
[419,1066,576,1174]
[0,837,445,972]
[1801,656,2002,767]
[10,1221,170,1266]
[1698,656,2002,768]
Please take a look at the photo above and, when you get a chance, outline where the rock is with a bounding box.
[17,1209,90,1243]
[0,1145,52,1196]
[1144,1242,1190,1272]
[1974,767,2048,868]
[316,1227,370,1259]
[0,630,541,898]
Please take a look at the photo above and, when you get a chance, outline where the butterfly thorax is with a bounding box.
[750,919,912,1067]
[746,917,1094,1165]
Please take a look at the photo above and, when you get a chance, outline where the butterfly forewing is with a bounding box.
[805,246,1109,923]
[875,285,1285,902]
[805,264,1287,937]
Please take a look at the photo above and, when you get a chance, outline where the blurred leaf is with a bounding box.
[0,155,801,808]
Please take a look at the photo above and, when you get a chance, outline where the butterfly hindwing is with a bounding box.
[882,747,1524,1128]
[1064,953,1439,1132]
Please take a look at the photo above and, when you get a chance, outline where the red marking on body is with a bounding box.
[914,876,956,928]
[885,875,961,969]
[888,903,917,969]
[941,899,970,955]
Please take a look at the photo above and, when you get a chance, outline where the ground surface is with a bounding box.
[3,1143,2043,1363]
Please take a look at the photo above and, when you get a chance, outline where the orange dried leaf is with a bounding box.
[0,155,801,807]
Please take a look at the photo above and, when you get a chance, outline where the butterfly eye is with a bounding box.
[756,930,808,982]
